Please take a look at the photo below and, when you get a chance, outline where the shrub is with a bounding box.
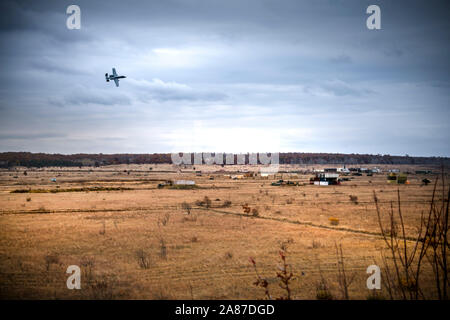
[44,253,60,271]
[89,276,115,299]
[221,200,232,208]
[250,241,295,300]
[349,195,358,204]
[99,221,106,235]
[136,249,151,269]
[311,239,324,249]
[366,291,385,300]
[242,203,251,214]
[195,196,212,208]
[183,214,198,223]
[316,279,333,300]
[159,239,167,259]
[329,217,339,226]
[181,202,192,214]
[80,256,95,283]
[158,213,170,226]
[203,196,212,209]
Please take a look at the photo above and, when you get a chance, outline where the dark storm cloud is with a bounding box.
[0,0,449,155]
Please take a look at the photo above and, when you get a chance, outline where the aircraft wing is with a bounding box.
[112,68,118,77]
[114,78,119,87]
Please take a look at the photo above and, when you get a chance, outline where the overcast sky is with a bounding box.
[0,0,449,156]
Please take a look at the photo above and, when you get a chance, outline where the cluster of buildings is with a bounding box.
[315,166,382,174]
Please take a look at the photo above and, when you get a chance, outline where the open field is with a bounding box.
[0,164,448,299]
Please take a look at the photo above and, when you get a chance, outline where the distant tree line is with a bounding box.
[0,152,448,168]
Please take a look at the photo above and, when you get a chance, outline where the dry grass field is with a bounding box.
[0,164,448,299]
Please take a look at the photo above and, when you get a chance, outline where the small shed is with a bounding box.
[174,180,196,185]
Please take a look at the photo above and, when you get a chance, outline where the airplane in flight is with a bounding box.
[105,68,126,87]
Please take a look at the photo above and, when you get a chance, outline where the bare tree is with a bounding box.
[335,243,355,299]
[374,171,449,300]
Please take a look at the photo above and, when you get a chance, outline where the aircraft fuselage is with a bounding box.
[106,75,126,81]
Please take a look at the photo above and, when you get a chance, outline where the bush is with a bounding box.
[204,196,212,208]
[183,214,198,223]
[159,239,167,259]
[44,253,60,271]
[311,239,323,249]
[316,279,333,300]
[195,196,212,208]
[181,202,192,214]
[242,203,251,214]
[136,249,151,269]
[349,195,358,204]
[329,217,339,226]
[89,276,115,299]
[221,200,232,208]
[158,213,170,226]
[366,291,385,300]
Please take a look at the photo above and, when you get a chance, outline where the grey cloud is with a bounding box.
[129,78,227,102]
[383,47,404,58]
[330,54,352,64]
[320,80,375,97]
[49,88,131,106]
[0,0,448,155]
[0,132,67,140]
[31,58,88,75]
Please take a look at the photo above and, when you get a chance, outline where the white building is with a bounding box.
[174,180,196,185]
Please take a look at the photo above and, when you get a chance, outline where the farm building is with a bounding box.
[174,180,196,185]
[337,167,350,173]
[310,173,340,186]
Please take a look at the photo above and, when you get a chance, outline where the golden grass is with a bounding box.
[0,164,445,299]
[10,187,133,193]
